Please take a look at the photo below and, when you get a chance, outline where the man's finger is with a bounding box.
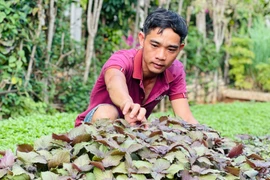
[136,108,146,121]
[129,103,140,118]
[122,102,132,115]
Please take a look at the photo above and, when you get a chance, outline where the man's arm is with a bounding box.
[171,98,199,124]
[104,68,147,126]
[105,68,132,108]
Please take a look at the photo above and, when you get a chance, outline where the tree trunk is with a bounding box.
[143,0,150,20]
[83,0,103,84]
[194,1,206,103]
[132,0,141,48]
[178,0,184,15]
[70,0,82,42]
[224,24,233,85]
[212,70,218,103]
[165,0,171,9]
[210,0,227,103]
[25,0,44,87]
[211,0,227,52]
[186,6,193,26]
[196,4,206,38]
[44,0,57,103]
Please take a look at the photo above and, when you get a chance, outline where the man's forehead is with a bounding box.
[146,28,181,46]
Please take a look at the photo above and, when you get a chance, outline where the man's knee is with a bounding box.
[92,104,119,122]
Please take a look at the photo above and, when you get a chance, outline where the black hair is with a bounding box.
[142,8,188,44]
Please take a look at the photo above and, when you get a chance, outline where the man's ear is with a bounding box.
[138,31,145,47]
[179,43,185,51]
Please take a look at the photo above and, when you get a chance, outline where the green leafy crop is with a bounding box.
[1,117,269,179]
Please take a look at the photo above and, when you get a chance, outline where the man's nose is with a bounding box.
[156,48,166,60]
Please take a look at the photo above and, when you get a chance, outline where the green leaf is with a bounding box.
[198,174,219,180]
[112,162,128,174]
[102,155,123,168]
[18,50,25,58]
[48,150,70,168]
[0,169,8,179]
[133,160,153,169]
[41,171,58,180]
[73,154,92,171]
[9,56,16,63]
[93,167,113,179]
[131,174,147,180]
[193,146,208,156]
[85,172,95,179]
[164,151,188,164]
[116,174,128,180]
[152,159,170,173]
[197,156,213,166]
[34,135,53,150]
[17,151,47,164]
[72,142,89,156]
[166,163,185,178]
[68,124,88,139]
[11,164,29,176]
[0,12,6,23]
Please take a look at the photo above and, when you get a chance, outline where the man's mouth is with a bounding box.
[153,63,164,69]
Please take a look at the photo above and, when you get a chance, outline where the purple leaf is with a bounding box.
[0,150,15,168]
[227,144,244,158]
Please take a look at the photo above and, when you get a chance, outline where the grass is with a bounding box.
[0,113,76,151]
[0,101,270,151]
[150,101,270,138]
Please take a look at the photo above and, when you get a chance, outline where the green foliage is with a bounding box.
[58,76,93,112]
[101,0,136,31]
[185,26,222,75]
[248,16,270,91]
[226,37,255,89]
[0,0,87,118]
[249,16,270,66]
[0,0,38,94]
[95,27,129,66]
[1,117,270,179]
[256,62,270,91]
[95,0,136,66]
[0,96,50,119]
[190,102,270,138]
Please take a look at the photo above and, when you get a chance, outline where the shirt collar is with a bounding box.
[133,48,174,83]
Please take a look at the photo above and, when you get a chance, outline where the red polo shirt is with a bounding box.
[75,48,187,127]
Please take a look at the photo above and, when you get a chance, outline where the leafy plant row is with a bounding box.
[1,117,269,179]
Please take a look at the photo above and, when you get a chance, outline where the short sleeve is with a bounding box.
[101,49,136,77]
[168,62,187,100]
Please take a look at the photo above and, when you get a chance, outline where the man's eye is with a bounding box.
[151,44,158,48]
[168,49,176,52]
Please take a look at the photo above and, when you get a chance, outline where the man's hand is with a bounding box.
[121,101,148,127]
[171,98,199,124]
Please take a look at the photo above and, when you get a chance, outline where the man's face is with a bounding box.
[139,28,184,77]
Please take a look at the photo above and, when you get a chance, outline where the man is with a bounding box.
[75,8,198,127]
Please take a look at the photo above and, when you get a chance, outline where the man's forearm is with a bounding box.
[105,69,133,110]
